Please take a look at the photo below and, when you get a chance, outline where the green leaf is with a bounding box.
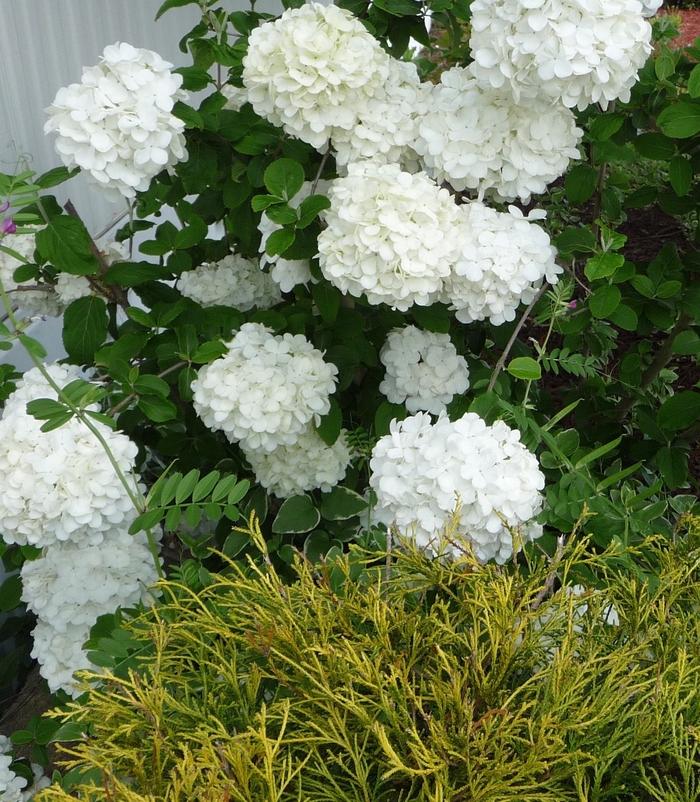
[263,159,305,201]
[574,437,621,469]
[129,509,163,535]
[40,410,75,432]
[304,531,331,562]
[372,0,421,16]
[312,281,341,323]
[297,195,330,228]
[609,303,638,332]
[589,114,624,141]
[265,228,295,257]
[156,0,197,19]
[228,479,250,505]
[657,101,700,139]
[655,47,676,81]
[26,398,66,420]
[172,101,203,129]
[251,194,281,212]
[657,391,700,432]
[105,261,170,286]
[633,132,676,160]
[412,304,451,333]
[174,215,207,249]
[18,334,47,360]
[316,397,342,446]
[212,475,238,503]
[134,375,170,398]
[272,495,320,534]
[62,296,108,364]
[36,166,78,189]
[656,446,688,489]
[192,471,221,503]
[319,487,367,521]
[564,163,598,204]
[223,531,249,559]
[555,227,597,257]
[35,215,98,275]
[374,401,407,436]
[672,330,700,356]
[584,252,624,281]
[688,64,700,98]
[192,340,227,364]
[176,469,201,504]
[137,396,178,422]
[589,285,621,319]
[669,155,692,197]
[0,575,22,612]
[507,357,541,381]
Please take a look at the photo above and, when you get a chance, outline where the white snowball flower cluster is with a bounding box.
[258,180,330,292]
[22,529,159,695]
[1,362,86,417]
[0,736,49,802]
[0,230,62,318]
[415,66,582,202]
[331,60,430,171]
[0,366,141,548]
[242,3,391,149]
[444,203,561,325]
[369,412,545,563]
[21,530,158,634]
[178,252,281,312]
[468,0,652,111]
[192,323,337,452]
[317,162,461,311]
[45,42,188,199]
[379,326,470,414]
[242,427,351,498]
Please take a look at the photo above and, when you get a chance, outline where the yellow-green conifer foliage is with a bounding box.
[39,518,700,802]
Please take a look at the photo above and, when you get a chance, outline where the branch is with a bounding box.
[107,361,188,417]
[487,284,548,393]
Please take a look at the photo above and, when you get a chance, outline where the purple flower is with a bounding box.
[0,217,16,236]
[568,300,578,310]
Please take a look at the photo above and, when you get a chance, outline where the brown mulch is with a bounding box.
[665,8,700,48]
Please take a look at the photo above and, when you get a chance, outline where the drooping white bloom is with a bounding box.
[242,426,352,498]
[178,253,281,312]
[369,412,545,564]
[29,620,95,696]
[317,162,461,310]
[21,529,159,634]
[242,3,392,148]
[0,367,140,548]
[0,736,48,802]
[45,42,188,199]
[55,273,93,305]
[415,66,582,202]
[640,0,662,16]
[192,323,337,452]
[468,0,653,111]
[331,60,430,171]
[443,203,561,325]
[379,326,470,414]
[222,83,248,111]
[258,180,330,292]
[0,230,62,317]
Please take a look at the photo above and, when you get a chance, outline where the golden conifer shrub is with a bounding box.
[39,517,700,802]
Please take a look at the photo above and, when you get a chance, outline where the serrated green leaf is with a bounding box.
[657,101,700,139]
[62,296,108,364]
[657,391,700,432]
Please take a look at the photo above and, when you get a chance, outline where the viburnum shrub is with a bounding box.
[0,0,698,786]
